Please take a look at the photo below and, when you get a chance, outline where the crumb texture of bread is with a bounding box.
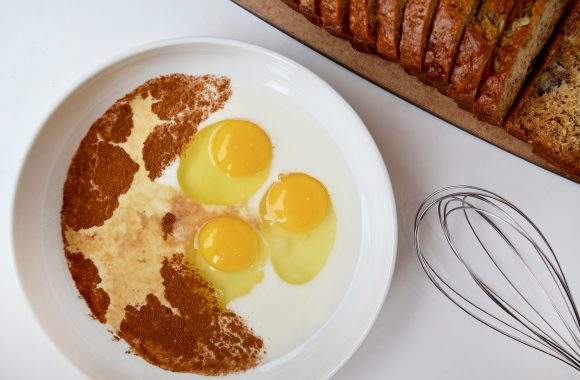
[349,0,378,53]
[377,0,408,60]
[473,0,568,125]
[399,0,441,73]
[423,0,482,85]
[506,0,580,175]
[447,0,517,105]
[320,0,350,36]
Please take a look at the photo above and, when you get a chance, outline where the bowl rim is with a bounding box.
[11,36,398,379]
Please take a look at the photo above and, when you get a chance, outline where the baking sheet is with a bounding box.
[232,0,579,183]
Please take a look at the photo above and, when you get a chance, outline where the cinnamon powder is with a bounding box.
[65,252,110,323]
[140,74,232,180]
[161,212,176,240]
[60,74,264,374]
[61,102,138,231]
[119,254,263,375]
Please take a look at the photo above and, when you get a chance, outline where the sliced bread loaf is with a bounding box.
[376,0,408,60]
[299,0,322,25]
[472,0,568,125]
[447,0,517,106]
[423,0,482,87]
[399,0,441,74]
[320,0,350,37]
[506,0,579,176]
[349,0,378,53]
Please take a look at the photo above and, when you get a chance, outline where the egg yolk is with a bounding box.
[197,216,259,272]
[178,119,272,205]
[211,120,272,177]
[261,173,329,233]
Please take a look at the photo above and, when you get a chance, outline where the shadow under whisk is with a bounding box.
[414,185,580,371]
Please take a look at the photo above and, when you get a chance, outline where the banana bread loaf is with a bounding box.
[506,0,579,176]
[376,0,408,60]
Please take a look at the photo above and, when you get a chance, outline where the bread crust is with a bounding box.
[423,0,482,87]
[349,0,378,53]
[377,0,408,60]
[447,0,517,106]
[320,0,350,37]
[399,0,441,74]
[474,0,540,121]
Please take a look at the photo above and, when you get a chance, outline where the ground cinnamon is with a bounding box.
[61,102,138,232]
[161,212,176,240]
[119,254,263,375]
[140,74,232,180]
[65,252,110,323]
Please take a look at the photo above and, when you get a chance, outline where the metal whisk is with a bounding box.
[414,185,580,371]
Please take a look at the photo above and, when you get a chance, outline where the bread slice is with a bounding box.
[399,0,441,74]
[423,0,482,87]
[349,0,378,53]
[446,0,517,106]
[299,0,322,25]
[506,0,579,176]
[472,0,568,125]
[376,0,408,60]
[320,0,350,37]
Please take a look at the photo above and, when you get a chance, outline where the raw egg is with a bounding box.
[260,173,336,285]
[178,119,272,205]
[186,215,267,306]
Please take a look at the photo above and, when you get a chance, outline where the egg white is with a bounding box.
[157,81,361,362]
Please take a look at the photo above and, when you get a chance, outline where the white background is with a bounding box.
[1,1,579,379]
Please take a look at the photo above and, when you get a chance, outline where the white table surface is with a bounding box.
[1,1,579,379]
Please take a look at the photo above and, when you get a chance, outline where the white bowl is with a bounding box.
[12,37,397,379]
